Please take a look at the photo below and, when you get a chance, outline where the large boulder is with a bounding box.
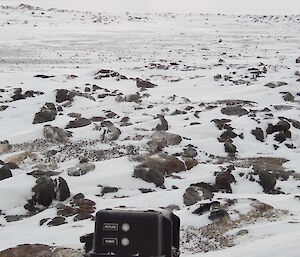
[56,89,75,103]
[133,165,165,187]
[43,125,71,143]
[0,165,12,181]
[32,176,55,207]
[0,244,83,257]
[251,127,264,142]
[221,106,248,117]
[183,186,214,206]
[33,103,57,124]
[100,122,121,142]
[147,131,182,153]
[66,118,91,129]
[257,171,276,193]
[215,172,236,193]
[136,78,157,89]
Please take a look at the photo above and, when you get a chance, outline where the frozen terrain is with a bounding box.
[0,2,300,257]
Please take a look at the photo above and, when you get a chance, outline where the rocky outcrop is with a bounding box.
[147,131,182,153]
[33,103,57,124]
[0,244,83,257]
[43,125,72,143]
[0,165,12,181]
[66,118,91,129]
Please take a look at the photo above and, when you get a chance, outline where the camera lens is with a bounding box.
[121,238,130,246]
[122,223,130,232]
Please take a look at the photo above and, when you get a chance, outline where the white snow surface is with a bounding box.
[0,2,300,257]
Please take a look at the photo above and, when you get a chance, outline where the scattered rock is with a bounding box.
[182,146,197,158]
[67,163,95,176]
[33,103,57,124]
[251,127,264,142]
[136,78,157,89]
[282,92,294,102]
[264,81,288,88]
[47,216,66,226]
[56,89,75,103]
[0,141,11,153]
[224,141,237,155]
[100,122,121,142]
[192,201,220,215]
[43,125,71,143]
[257,171,276,193]
[34,74,55,79]
[66,118,91,129]
[215,172,236,193]
[124,93,141,103]
[133,165,165,187]
[5,151,33,165]
[221,106,248,116]
[208,209,230,221]
[155,115,168,131]
[296,57,300,63]
[32,176,55,207]
[0,166,12,181]
[101,186,119,194]
[147,131,182,153]
[184,158,199,170]
[74,212,92,221]
[0,244,83,257]
[183,187,201,206]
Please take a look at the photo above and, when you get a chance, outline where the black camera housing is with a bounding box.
[80,208,180,257]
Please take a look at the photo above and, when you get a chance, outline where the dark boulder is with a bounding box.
[133,165,165,187]
[136,78,157,89]
[33,103,57,124]
[221,106,248,116]
[66,118,91,129]
[251,127,264,142]
[0,165,12,181]
[183,187,201,206]
[101,186,119,194]
[56,89,75,103]
[224,141,237,155]
[215,172,235,193]
[257,171,276,193]
[192,201,220,215]
[47,216,66,226]
[208,209,230,221]
[32,176,55,207]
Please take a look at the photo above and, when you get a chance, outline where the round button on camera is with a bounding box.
[121,238,130,246]
[122,223,130,232]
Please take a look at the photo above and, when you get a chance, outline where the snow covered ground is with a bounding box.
[0,2,300,257]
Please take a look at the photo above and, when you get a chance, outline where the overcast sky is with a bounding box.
[3,0,300,14]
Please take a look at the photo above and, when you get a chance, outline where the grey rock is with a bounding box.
[73,212,93,221]
[100,123,121,142]
[257,171,276,193]
[0,165,12,181]
[136,78,157,89]
[215,172,236,193]
[283,92,294,102]
[47,216,66,226]
[264,81,288,88]
[43,125,71,143]
[67,163,95,176]
[32,176,55,207]
[221,106,248,116]
[133,165,165,187]
[124,93,141,103]
[33,103,57,124]
[147,131,182,153]
[192,201,220,215]
[224,141,237,155]
[296,57,300,63]
[155,114,168,131]
[56,89,75,103]
[182,146,197,158]
[183,187,201,206]
[0,244,83,257]
[251,127,264,142]
[66,118,91,129]
[101,186,119,194]
[208,209,230,221]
